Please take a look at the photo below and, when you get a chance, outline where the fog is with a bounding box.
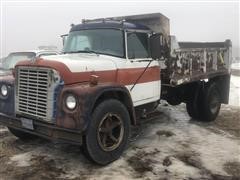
[0,1,239,58]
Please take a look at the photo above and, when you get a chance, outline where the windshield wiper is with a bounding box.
[63,50,99,55]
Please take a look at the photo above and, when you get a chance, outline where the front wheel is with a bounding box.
[83,99,130,165]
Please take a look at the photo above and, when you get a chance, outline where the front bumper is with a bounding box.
[0,113,82,145]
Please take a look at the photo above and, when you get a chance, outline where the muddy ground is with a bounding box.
[0,103,239,180]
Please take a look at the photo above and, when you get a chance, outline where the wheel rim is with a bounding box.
[209,90,220,114]
[97,113,124,152]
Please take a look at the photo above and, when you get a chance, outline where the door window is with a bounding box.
[127,32,149,59]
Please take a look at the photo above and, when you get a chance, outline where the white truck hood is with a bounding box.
[44,53,119,73]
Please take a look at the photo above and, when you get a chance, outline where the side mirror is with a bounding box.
[61,34,68,46]
[150,33,169,59]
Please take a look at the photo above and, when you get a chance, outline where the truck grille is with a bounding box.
[16,67,56,122]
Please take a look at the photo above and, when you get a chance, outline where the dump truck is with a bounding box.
[0,13,232,165]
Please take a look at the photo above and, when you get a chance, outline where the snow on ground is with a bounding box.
[0,74,239,180]
[232,63,240,70]
[229,75,240,106]
[0,102,239,179]
[229,62,240,106]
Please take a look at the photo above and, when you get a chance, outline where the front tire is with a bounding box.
[83,99,130,165]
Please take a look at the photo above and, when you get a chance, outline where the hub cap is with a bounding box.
[97,113,124,151]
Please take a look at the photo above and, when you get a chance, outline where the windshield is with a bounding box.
[63,29,124,58]
[2,52,35,70]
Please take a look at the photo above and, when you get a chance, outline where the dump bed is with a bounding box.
[161,38,232,86]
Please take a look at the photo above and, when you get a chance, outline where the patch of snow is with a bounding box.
[0,128,8,133]
[231,63,240,70]
[167,157,201,178]
[190,129,240,175]
[229,75,240,106]
[9,152,32,167]
[3,104,239,179]
[231,75,240,88]
[32,105,239,180]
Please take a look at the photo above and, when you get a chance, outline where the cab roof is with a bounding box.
[70,21,151,32]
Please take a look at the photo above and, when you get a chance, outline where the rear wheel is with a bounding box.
[200,83,221,121]
[8,127,38,140]
[186,82,221,122]
[186,86,202,119]
[83,99,130,165]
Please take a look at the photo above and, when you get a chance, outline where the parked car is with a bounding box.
[0,13,232,165]
[0,50,59,76]
[0,57,5,69]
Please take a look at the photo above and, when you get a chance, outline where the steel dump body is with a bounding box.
[162,40,232,86]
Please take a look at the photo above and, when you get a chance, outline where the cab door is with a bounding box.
[122,31,161,106]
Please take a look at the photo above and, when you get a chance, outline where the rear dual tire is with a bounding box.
[186,83,221,122]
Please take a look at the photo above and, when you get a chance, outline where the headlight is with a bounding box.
[65,95,77,110]
[1,84,8,97]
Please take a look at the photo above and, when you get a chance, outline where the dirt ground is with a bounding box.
[0,103,239,180]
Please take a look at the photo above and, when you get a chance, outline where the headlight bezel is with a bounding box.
[65,94,77,110]
[0,84,9,98]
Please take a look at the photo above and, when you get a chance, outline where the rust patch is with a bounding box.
[56,83,136,131]
[162,44,230,86]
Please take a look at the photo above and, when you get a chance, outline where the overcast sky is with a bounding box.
[0,1,239,58]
